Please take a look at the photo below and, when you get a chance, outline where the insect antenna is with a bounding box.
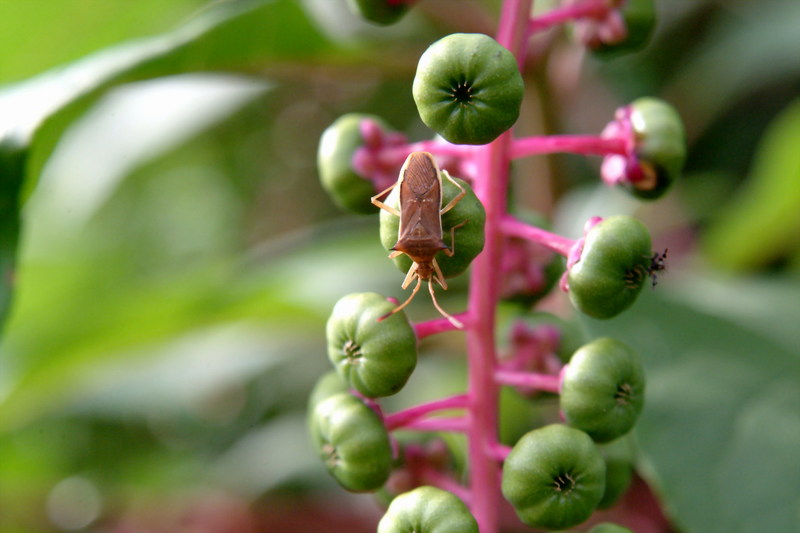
[428,280,464,329]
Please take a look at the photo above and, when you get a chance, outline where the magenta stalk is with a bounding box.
[510,134,627,159]
[384,394,470,431]
[414,312,472,339]
[374,141,474,168]
[495,369,562,393]
[462,2,533,532]
[501,215,576,257]
[401,417,470,432]
[528,0,611,33]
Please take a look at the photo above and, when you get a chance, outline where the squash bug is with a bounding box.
[371,152,466,328]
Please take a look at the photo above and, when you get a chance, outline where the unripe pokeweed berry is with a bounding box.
[327,292,417,398]
[502,424,606,530]
[346,0,410,25]
[318,113,390,214]
[308,370,351,413]
[598,450,634,509]
[307,371,351,457]
[627,97,687,199]
[592,0,656,59]
[377,486,479,533]
[309,392,393,492]
[588,523,634,533]
[567,215,652,319]
[560,338,645,443]
[596,433,636,509]
[412,33,524,145]
[380,171,485,279]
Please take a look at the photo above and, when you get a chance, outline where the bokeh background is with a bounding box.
[1,1,798,532]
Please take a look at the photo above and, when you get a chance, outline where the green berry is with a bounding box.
[502,424,606,530]
[592,0,656,59]
[560,338,645,443]
[598,452,634,509]
[596,434,636,509]
[347,0,410,25]
[308,370,351,412]
[327,292,417,398]
[379,171,485,279]
[413,33,524,145]
[567,216,652,319]
[318,113,389,214]
[627,97,687,200]
[309,392,393,492]
[377,486,479,533]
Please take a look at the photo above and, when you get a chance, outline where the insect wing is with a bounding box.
[397,152,443,240]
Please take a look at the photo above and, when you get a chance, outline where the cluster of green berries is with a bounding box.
[311,0,683,531]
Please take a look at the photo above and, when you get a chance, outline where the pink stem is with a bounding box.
[414,312,472,339]
[528,0,611,33]
[403,417,470,432]
[384,394,470,431]
[421,467,472,504]
[376,141,474,168]
[463,3,533,533]
[501,215,576,257]
[495,369,562,393]
[510,134,627,158]
[488,443,513,462]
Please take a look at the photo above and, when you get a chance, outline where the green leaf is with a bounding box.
[701,98,800,270]
[666,0,800,131]
[583,274,800,533]
[0,0,342,326]
[0,0,208,85]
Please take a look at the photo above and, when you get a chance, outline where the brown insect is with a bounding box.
[371,151,466,328]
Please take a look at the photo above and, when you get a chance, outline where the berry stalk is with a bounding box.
[528,0,615,33]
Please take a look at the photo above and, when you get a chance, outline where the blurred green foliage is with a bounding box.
[0,1,798,532]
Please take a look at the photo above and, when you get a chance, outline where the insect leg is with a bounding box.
[378,276,423,322]
[440,171,466,215]
[370,182,401,217]
[431,258,448,290]
[428,280,463,329]
[400,262,420,289]
[442,220,467,257]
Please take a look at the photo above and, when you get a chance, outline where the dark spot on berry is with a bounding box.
[323,443,339,467]
[343,340,363,363]
[615,382,633,405]
[451,82,473,106]
[552,471,576,494]
[623,264,646,289]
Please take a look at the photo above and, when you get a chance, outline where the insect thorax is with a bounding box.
[393,235,447,265]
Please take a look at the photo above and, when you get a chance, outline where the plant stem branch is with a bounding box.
[488,443,513,462]
[528,0,610,33]
[421,467,472,504]
[510,134,626,158]
[384,394,470,430]
[377,142,474,168]
[402,417,470,432]
[414,312,471,339]
[501,215,576,256]
[495,369,561,393]
[464,3,533,533]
